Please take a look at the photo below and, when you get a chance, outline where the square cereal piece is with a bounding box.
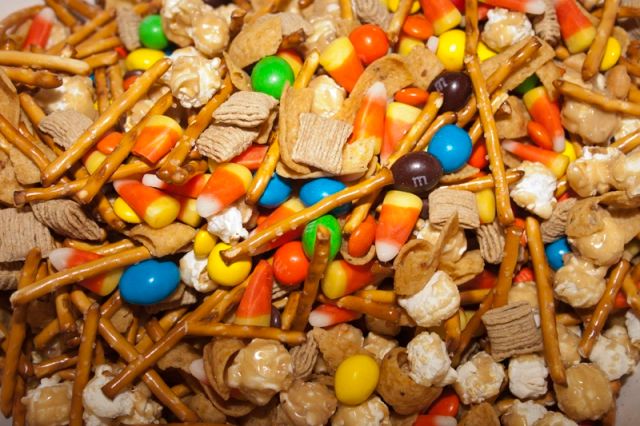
[482,301,543,361]
[291,113,353,175]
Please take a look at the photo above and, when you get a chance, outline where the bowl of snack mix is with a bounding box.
[1,0,640,424]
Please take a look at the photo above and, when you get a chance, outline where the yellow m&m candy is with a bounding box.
[335,354,380,405]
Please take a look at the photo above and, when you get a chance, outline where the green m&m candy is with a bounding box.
[139,15,169,50]
[251,56,295,100]
[302,215,342,261]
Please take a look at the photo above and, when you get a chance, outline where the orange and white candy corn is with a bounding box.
[196,163,252,218]
[381,102,421,163]
[113,179,180,228]
[142,173,210,198]
[555,0,596,53]
[319,37,365,93]
[22,7,55,50]
[523,87,565,152]
[350,82,387,152]
[132,115,183,164]
[235,260,274,327]
[502,140,570,178]
[49,247,122,296]
[309,304,361,327]
[480,0,544,14]
[420,0,462,35]
[375,190,423,262]
[175,196,202,227]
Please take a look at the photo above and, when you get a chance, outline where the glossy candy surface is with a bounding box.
[96,132,124,155]
[193,229,217,258]
[49,248,122,296]
[427,124,472,173]
[545,237,571,270]
[300,178,350,215]
[276,49,303,76]
[113,179,180,228]
[132,115,183,163]
[143,173,210,198]
[197,163,252,218]
[394,87,429,106]
[113,197,142,224]
[502,140,569,178]
[125,48,165,71]
[555,0,596,53]
[429,71,472,112]
[258,174,291,208]
[139,14,169,50]
[207,242,251,286]
[375,190,422,262]
[476,188,496,224]
[523,87,565,152]
[334,354,380,405]
[235,260,273,326]
[119,259,180,305]
[420,0,462,35]
[23,7,54,50]
[436,29,466,71]
[402,14,433,40]
[308,304,360,327]
[273,241,310,287]
[253,198,305,252]
[350,82,386,149]
[322,260,375,299]
[601,37,621,71]
[251,56,295,100]
[349,24,389,65]
[381,102,421,163]
[319,37,364,93]
[302,215,342,260]
[347,215,377,258]
[391,151,443,196]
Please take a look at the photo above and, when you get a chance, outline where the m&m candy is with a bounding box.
[300,178,350,215]
[334,354,380,405]
[302,215,342,260]
[427,124,472,173]
[251,56,294,100]
[138,14,169,50]
[258,174,291,208]
[119,259,180,305]
[273,241,310,287]
[545,237,571,270]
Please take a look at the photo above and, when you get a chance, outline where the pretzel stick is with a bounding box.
[77,91,173,204]
[339,0,354,20]
[74,36,121,59]
[42,58,171,185]
[100,291,123,320]
[622,274,640,317]
[102,289,229,398]
[82,21,118,46]
[69,291,200,422]
[457,37,541,126]
[135,308,189,352]
[33,354,78,378]
[0,50,90,75]
[444,169,524,191]
[583,0,618,80]
[64,239,135,256]
[555,79,640,116]
[411,112,457,153]
[11,375,26,426]
[342,187,381,234]
[293,50,320,89]
[579,259,630,357]
[69,301,99,426]
[83,50,119,70]
[47,9,114,54]
[337,296,402,322]
[94,67,110,114]
[0,6,43,38]
[187,322,306,344]
[594,5,640,16]
[386,0,412,44]
[0,249,41,416]
[0,114,57,171]
[127,318,140,344]
[467,56,514,225]
[452,289,494,366]
[465,0,479,55]
[386,92,443,166]
[108,63,124,99]
[282,291,301,330]
[33,319,60,350]
[526,216,566,384]
[11,247,150,306]
[611,123,640,153]
[291,226,331,331]
[54,288,77,334]
[444,311,462,352]
[145,318,166,342]
[157,73,231,183]
[460,288,492,305]
[246,135,280,205]
[44,0,77,27]
[223,168,394,263]
[2,67,61,88]
[65,0,100,18]
[469,89,509,143]
[493,226,523,308]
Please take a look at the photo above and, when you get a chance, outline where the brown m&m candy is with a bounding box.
[390,152,443,196]
[429,71,472,112]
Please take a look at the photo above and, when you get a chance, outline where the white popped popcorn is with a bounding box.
[508,354,549,399]
[207,204,249,243]
[481,8,534,52]
[553,254,608,309]
[588,333,635,380]
[179,250,216,292]
[502,400,548,426]
[407,332,457,387]
[510,161,557,220]
[454,351,506,405]
[398,271,460,328]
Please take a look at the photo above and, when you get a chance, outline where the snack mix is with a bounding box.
[2,0,640,424]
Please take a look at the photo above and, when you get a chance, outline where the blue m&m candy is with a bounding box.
[258,174,291,208]
[545,237,571,270]
[427,124,472,173]
[300,178,351,215]
[119,259,180,305]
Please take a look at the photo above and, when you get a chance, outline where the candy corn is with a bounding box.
[231,145,269,171]
[322,260,375,299]
[83,149,106,174]
[196,163,252,218]
[49,248,122,296]
[554,0,596,53]
[308,304,361,328]
[277,49,303,76]
[251,197,305,253]
[113,179,180,228]
[381,102,421,163]
[175,196,202,227]
[235,260,273,327]
[375,190,422,262]
[319,37,365,93]
[142,173,210,198]
[501,141,570,178]
[420,0,462,36]
[523,87,565,152]
[132,115,183,164]
[22,8,55,50]
[112,197,142,224]
[350,82,386,151]
[480,0,544,14]
[96,132,124,155]
[527,121,553,150]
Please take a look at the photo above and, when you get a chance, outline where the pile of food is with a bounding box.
[0,0,639,424]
